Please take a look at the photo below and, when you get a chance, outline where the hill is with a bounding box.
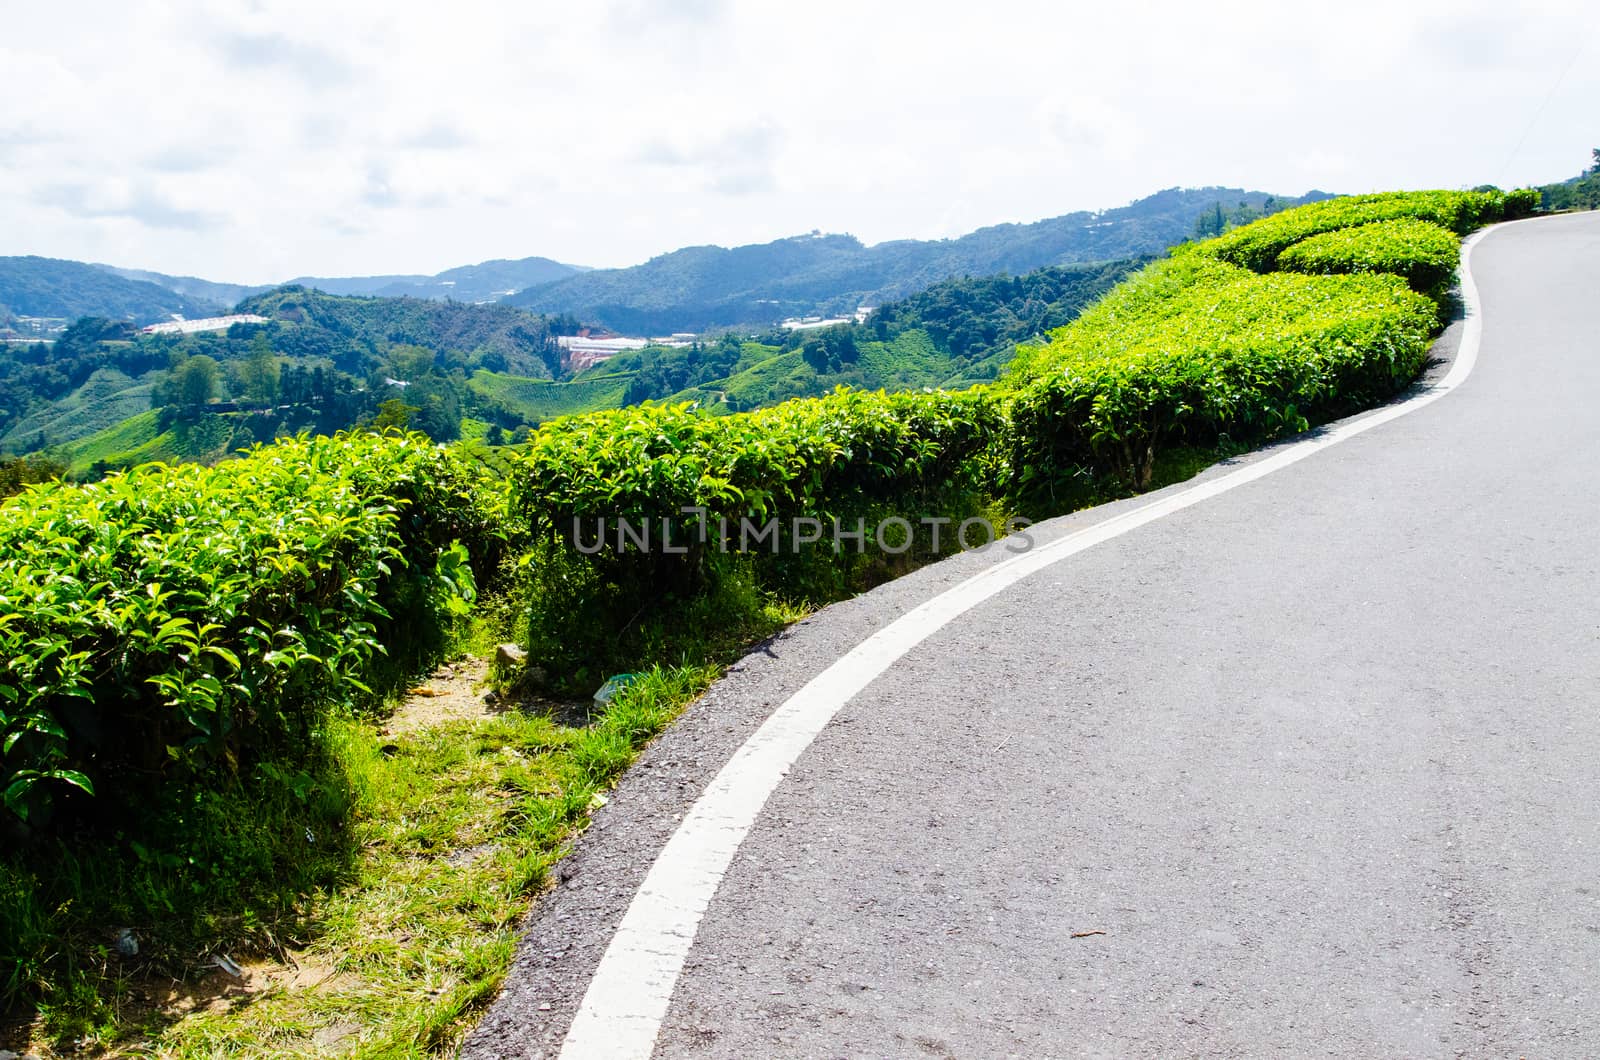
[506,186,1332,333]
[0,289,569,457]
[285,256,583,303]
[1537,149,1600,212]
[0,256,225,326]
[233,286,567,377]
[90,266,271,309]
[474,256,1144,422]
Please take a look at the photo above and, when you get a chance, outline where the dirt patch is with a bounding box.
[382,656,497,734]
[126,951,349,1020]
[381,656,593,734]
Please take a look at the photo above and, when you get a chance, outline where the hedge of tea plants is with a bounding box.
[1275,218,1463,293]
[1198,188,1536,273]
[514,387,999,535]
[0,432,498,827]
[510,387,1003,679]
[1003,253,1439,496]
[1001,188,1536,501]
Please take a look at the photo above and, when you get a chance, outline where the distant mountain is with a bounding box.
[91,266,271,309]
[287,256,584,303]
[49,256,590,323]
[0,256,224,326]
[507,186,1334,333]
[277,272,430,298]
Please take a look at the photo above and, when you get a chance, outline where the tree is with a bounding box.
[387,344,435,380]
[1591,147,1599,176]
[485,423,507,446]
[239,333,279,405]
[174,355,219,406]
[370,398,419,431]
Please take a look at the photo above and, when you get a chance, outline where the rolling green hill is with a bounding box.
[233,286,566,377]
[467,371,634,423]
[0,367,156,452]
[507,187,1329,333]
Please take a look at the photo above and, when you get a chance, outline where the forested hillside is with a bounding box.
[0,257,224,325]
[0,290,569,465]
[90,265,270,309]
[285,255,580,302]
[603,257,1145,410]
[232,287,567,377]
[1537,149,1600,211]
[507,187,1331,332]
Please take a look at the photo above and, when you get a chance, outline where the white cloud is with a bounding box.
[2,0,1596,284]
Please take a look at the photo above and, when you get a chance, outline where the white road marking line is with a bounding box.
[557,224,1500,1060]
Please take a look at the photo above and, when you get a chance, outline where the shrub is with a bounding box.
[1502,187,1542,218]
[1276,218,1461,294]
[1005,252,1439,500]
[510,388,1004,681]
[1201,189,1510,272]
[0,431,498,829]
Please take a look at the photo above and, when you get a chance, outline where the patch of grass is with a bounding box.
[467,371,631,423]
[0,368,157,453]
[57,408,173,476]
[3,664,716,1057]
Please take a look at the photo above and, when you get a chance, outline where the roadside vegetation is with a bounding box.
[1536,148,1600,212]
[0,186,1541,1055]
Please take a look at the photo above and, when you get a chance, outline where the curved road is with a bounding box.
[464,211,1600,1058]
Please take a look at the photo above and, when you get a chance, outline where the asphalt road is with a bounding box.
[463,211,1600,1058]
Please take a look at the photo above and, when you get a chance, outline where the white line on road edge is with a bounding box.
[557,226,1499,1060]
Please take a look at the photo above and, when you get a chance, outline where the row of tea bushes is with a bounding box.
[0,432,498,827]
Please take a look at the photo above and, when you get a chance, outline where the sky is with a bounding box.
[1,0,1595,284]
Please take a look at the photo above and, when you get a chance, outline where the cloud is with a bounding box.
[632,121,784,197]
[32,182,222,231]
[607,0,727,35]
[144,142,236,174]
[1038,95,1143,163]
[3,0,1597,281]
[211,29,352,86]
[400,122,474,152]
[362,163,397,209]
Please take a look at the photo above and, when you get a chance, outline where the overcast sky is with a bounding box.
[2,0,1594,284]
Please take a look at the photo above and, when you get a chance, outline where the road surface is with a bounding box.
[464,211,1600,1058]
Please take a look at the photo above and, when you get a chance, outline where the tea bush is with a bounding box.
[1201,189,1513,273]
[510,388,1004,681]
[0,432,498,828]
[1276,218,1461,294]
[1004,252,1439,501]
[999,188,1541,503]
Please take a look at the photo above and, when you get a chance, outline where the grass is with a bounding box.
[58,409,172,475]
[467,371,631,423]
[2,585,805,1057]
[0,369,159,453]
[152,666,713,1058]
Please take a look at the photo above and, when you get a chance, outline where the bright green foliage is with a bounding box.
[468,369,632,423]
[1005,251,1439,499]
[1276,219,1462,293]
[0,432,499,825]
[511,388,1002,681]
[1201,189,1512,273]
[517,387,998,531]
[1001,188,1541,502]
